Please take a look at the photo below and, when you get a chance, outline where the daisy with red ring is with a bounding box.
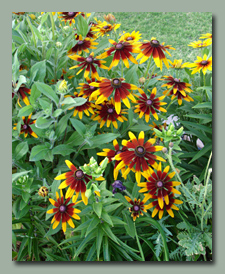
[13,113,38,138]
[134,87,167,122]
[160,75,194,105]
[54,160,104,205]
[96,39,140,70]
[89,77,137,114]
[67,35,98,56]
[136,37,175,70]
[114,131,166,184]
[97,139,127,180]
[144,192,183,219]
[64,91,95,119]
[69,52,108,80]
[46,190,81,233]
[124,196,151,221]
[58,12,84,25]
[138,162,181,210]
[91,97,128,129]
[76,77,99,101]
[12,83,31,107]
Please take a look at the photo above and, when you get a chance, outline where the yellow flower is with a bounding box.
[168,59,189,69]
[29,14,36,20]
[186,54,212,75]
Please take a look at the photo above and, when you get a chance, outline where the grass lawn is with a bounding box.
[95,12,212,63]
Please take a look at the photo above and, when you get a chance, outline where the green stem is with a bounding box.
[166,147,200,206]
[144,55,152,79]
[203,73,206,86]
[49,12,55,40]
[201,167,212,231]
[134,223,145,261]
[144,64,156,88]
[121,60,123,78]
[26,16,36,48]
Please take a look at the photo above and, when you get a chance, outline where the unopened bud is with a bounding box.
[100,157,108,169]
[56,41,62,48]
[139,77,146,84]
[58,79,68,93]
[85,189,92,199]
[167,129,172,136]
[169,124,174,131]
[176,127,184,135]
[63,26,70,31]
[38,186,48,197]
[162,147,168,154]
[169,142,174,148]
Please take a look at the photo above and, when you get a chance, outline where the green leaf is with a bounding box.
[22,191,30,203]
[17,237,28,261]
[70,118,86,137]
[12,170,31,182]
[12,231,17,249]
[52,109,63,118]
[30,60,46,83]
[102,236,110,261]
[82,133,120,150]
[14,141,29,161]
[93,38,109,56]
[12,50,20,84]
[18,105,34,117]
[101,223,119,244]
[74,231,96,258]
[189,144,211,164]
[93,202,103,218]
[33,238,40,261]
[139,236,161,261]
[65,131,84,147]
[129,124,151,132]
[30,83,41,104]
[30,143,53,162]
[101,210,114,226]
[55,112,72,137]
[192,102,212,109]
[52,144,74,156]
[104,203,123,213]
[18,204,30,219]
[125,64,138,84]
[96,227,104,260]
[122,211,135,238]
[14,75,27,92]
[34,82,59,105]
[85,216,100,237]
[35,117,54,129]
[75,14,89,37]
[185,113,212,123]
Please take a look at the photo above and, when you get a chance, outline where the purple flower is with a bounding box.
[112,180,126,194]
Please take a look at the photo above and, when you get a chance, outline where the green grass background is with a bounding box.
[96,12,212,63]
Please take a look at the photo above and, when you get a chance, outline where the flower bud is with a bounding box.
[29,14,36,20]
[169,124,174,131]
[85,189,92,199]
[167,129,172,136]
[63,26,70,32]
[162,147,168,154]
[58,80,68,93]
[153,128,162,137]
[169,142,174,148]
[38,186,48,197]
[100,157,108,170]
[103,13,116,23]
[56,41,62,48]
[139,77,146,84]
[176,127,184,135]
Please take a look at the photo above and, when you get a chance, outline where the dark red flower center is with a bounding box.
[89,85,96,90]
[133,205,140,212]
[75,169,84,179]
[86,57,93,63]
[135,146,146,157]
[115,43,123,49]
[111,78,122,88]
[103,25,109,29]
[146,99,153,106]
[151,39,160,47]
[59,204,67,213]
[201,60,208,65]
[107,107,114,114]
[174,78,180,83]
[157,181,164,188]
[67,12,76,17]
[23,124,28,130]
[127,36,133,41]
[77,40,84,45]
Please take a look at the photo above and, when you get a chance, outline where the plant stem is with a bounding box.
[49,12,55,41]
[201,167,212,231]
[134,223,145,261]
[144,55,152,79]
[121,60,123,78]
[165,147,200,206]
